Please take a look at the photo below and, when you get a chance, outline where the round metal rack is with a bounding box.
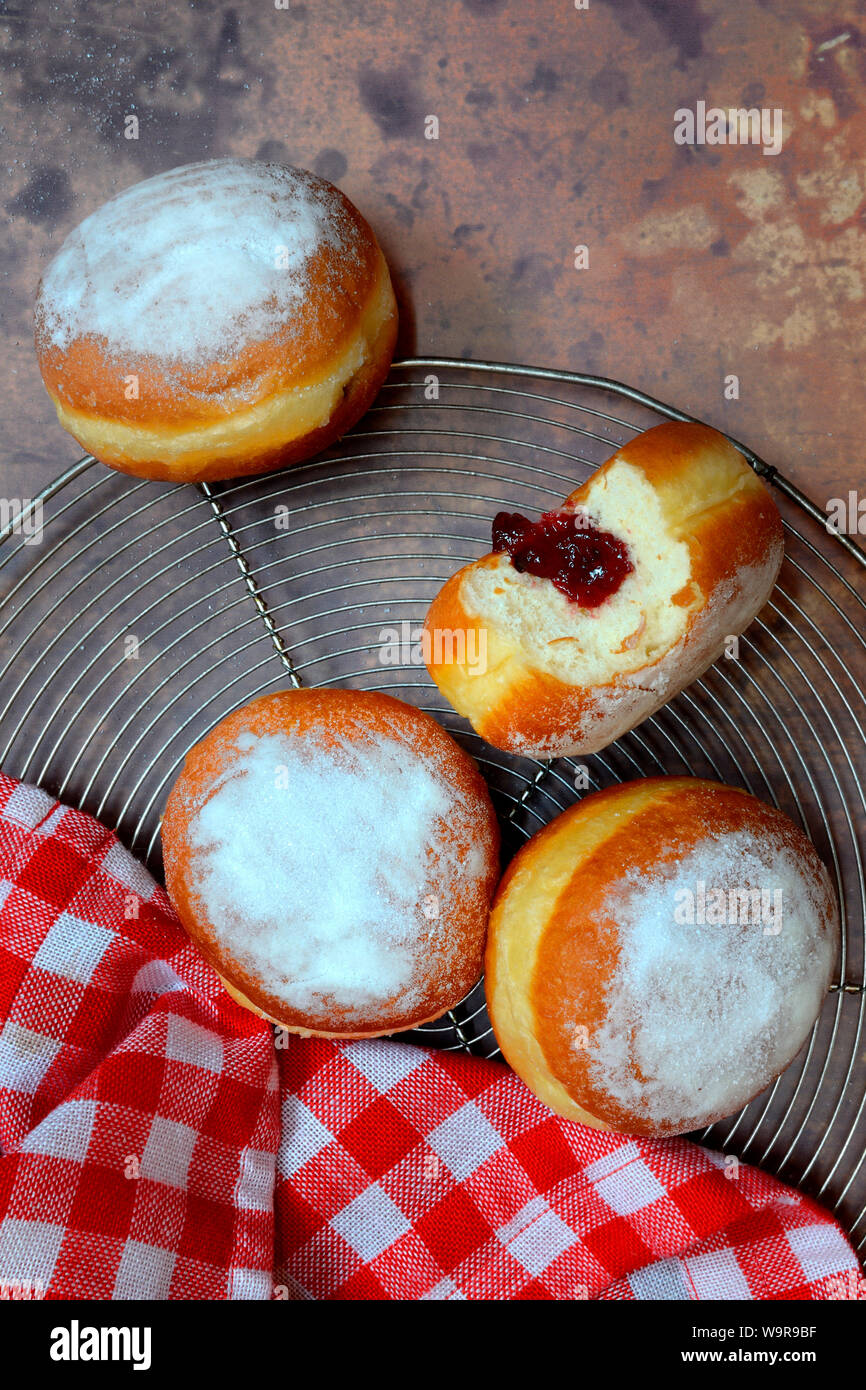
[1,359,864,1250]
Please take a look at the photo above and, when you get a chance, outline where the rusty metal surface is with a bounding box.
[2,0,866,509]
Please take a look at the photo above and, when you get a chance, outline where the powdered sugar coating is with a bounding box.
[582,829,836,1128]
[183,726,489,1028]
[36,159,364,366]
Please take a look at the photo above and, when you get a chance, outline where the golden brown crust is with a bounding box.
[34,165,398,482]
[424,562,594,755]
[162,689,500,1037]
[485,777,837,1137]
[217,971,456,1042]
[423,423,784,758]
[36,177,385,425]
[61,300,397,485]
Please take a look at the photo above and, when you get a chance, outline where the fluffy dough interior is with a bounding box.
[461,459,694,685]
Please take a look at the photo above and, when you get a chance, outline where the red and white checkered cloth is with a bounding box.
[0,773,860,1301]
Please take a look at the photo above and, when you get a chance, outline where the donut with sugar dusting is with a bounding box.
[35,159,398,483]
[162,689,500,1038]
[424,422,784,760]
[485,777,837,1138]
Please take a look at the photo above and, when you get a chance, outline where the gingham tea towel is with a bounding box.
[0,774,860,1301]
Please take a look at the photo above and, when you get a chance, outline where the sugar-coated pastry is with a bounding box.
[424,422,784,759]
[485,777,837,1138]
[161,689,500,1038]
[35,159,398,483]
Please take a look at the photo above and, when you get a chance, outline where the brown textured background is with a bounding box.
[2,0,866,510]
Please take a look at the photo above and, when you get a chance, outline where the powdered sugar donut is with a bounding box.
[485,777,837,1137]
[35,159,398,483]
[162,689,500,1038]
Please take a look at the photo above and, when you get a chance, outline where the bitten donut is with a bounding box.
[486,777,837,1138]
[35,158,398,483]
[424,422,784,759]
[162,689,500,1038]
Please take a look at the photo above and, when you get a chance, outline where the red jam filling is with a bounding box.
[491,509,634,607]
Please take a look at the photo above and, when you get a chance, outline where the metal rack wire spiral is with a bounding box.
[1,359,864,1250]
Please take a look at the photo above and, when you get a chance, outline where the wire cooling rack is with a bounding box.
[1,359,864,1250]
